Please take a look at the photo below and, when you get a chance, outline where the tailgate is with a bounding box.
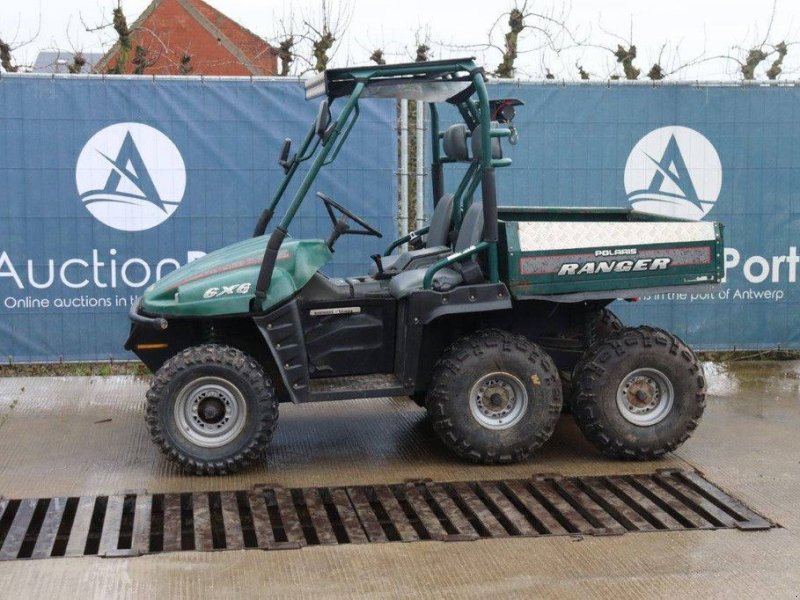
[503,220,724,298]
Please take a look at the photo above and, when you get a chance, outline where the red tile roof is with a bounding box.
[96,0,277,76]
[186,0,276,71]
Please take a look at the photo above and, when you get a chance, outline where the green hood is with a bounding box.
[141,236,332,317]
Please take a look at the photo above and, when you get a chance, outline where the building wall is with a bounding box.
[103,0,277,76]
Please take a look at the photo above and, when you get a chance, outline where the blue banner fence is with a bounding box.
[437,81,800,351]
[0,75,798,360]
[0,75,396,361]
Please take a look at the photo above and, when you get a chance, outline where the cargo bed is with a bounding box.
[498,207,724,301]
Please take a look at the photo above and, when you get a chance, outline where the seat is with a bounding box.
[369,123,471,277]
[389,201,484,299]
[369,193,454,276]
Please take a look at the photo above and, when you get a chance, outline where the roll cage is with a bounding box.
[250,57,514,308]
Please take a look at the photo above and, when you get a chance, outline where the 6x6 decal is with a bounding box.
[202,283,252,298]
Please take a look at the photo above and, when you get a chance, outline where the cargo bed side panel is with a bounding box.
[504,220,724,297]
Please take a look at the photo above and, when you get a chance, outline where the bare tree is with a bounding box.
[492,1,574,78]
[496,6,525,77]
[415,44,430,63]
[68,52,87,74]
[82,1,166,74]
[267,0,351,75]
[369,49,386,65]
[726,3,795,81]
[584,22,710,81]
[107,4,133,74]
[0,15,40,72]
[435,1,574,79]
[276,35,297,75]
[268,10,300,76]
[589,0,797,82]
[302,0,352,73]
[766,41,788,79]
[179,52,193,75]
[613,44,640,80]
[413,27,432,63]
[0,38,17,72]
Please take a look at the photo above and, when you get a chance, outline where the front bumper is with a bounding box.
[124,300,184,372]
[127,298,169,332]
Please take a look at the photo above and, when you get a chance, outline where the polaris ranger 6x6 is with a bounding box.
[126,58,723,474]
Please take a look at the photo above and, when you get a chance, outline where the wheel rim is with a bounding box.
[616,367,675,426]
[469,372,529,430]
[174,376,247,448]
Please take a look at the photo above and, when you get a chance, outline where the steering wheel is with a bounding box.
[316,191,382,248]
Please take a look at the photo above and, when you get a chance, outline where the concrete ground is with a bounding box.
[0,360,798,599]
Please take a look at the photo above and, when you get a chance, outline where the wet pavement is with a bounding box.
[0,360,798,598]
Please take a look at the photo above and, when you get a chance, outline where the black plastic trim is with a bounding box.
[431,162,444,204]
[254,226,288,302]
[252,208,273,237]
[397,283,512,386]
[253,299,310,403]
[481,168,498,243]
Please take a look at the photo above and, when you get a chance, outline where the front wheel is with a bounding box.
[427,330,562,464]
[571,326,705,460]
[146,344,279,475]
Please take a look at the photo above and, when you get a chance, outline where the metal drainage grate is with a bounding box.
[0,470,772,561]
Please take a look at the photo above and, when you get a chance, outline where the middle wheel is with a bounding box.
[427,329,562,464]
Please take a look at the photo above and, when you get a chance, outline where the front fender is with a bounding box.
[139,238,332,317]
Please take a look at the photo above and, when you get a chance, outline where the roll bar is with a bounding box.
[252,60,510,307]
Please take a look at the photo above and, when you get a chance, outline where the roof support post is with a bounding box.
[429,104,443,205]
[472,70,499,283]
[415,100,425,229]
[398,99,409,242]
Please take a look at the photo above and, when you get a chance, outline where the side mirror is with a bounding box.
[279,138,291,162]
[278,138,294,173]
[315,99,331,138]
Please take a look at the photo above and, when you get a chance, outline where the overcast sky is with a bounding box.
[1,0,798,80]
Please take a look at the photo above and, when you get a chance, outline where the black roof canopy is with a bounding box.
[304,57,480,101]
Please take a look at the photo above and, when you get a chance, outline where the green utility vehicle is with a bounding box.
[126,58,723,474]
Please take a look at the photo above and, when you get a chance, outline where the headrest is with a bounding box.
[442,124,469,161]
[471,122,503,161]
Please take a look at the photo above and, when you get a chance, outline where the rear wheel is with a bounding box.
[571,326,705,460]
[146,344,278,475]
[561,307,624,405]
[586,307,624,346]
[427,329,562,463]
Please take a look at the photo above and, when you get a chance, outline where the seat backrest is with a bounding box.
[454,202,484,252]
[470,122,503,161]
[426,194,455,247]
[443,124,469,161]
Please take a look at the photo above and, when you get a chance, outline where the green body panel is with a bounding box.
[141,237,332,317]
[499,210,724,298]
